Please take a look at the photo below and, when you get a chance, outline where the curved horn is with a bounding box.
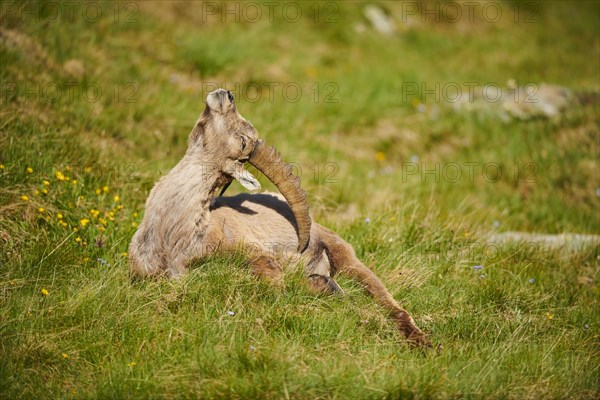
[249,140,311,252]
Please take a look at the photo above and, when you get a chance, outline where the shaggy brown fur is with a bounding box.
[130,89,431,347]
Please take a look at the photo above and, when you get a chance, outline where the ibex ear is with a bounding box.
[230,163,261,191]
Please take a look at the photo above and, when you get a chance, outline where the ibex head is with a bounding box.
[189,88,311,252]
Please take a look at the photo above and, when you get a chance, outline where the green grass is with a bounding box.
[1,0,599,398]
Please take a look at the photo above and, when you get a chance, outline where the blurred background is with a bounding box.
[1,0,598,233]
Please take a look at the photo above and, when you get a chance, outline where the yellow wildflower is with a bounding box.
[375,151,386,161]
[59,221,67,227]
[99,218,107,226]
[95,189,101,195]
[73,227,78,232]
[80,219,90,227]
[38,207,45,213]
[98,226,106,232]
[0,164,4,169]
[84,166,92,173]
[131,222,138,228]
[546,312,554,320]
[117,205,124,210]
[102,186,109,193]
[133,212,138,218]
[72,179,77,185]
[57,213,63,219]
[41,188,48,194]
[305,66,317,78]
[43,180,50,186]
[41,288,49,296]
[55,171,65,181]
[121,252,128,257]
[62,353,69,359]
[82,257,90,262]
[114,195,120,202]
[90,209,100,218]
[26,167,33,173]
[35,190,40,196]
[21,195,29,201]
[75,237,82,243]
[128,361,137,367]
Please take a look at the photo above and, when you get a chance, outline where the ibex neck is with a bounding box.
[169,154,227,211]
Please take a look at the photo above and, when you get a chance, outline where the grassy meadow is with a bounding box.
[1,0,599,398]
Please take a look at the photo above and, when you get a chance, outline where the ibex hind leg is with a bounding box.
[319,227,432,347]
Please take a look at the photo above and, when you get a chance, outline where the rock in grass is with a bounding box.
[487,231,600,251]
[452,83,574,120]
[363,5,395,36]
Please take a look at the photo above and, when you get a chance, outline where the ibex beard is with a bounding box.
[129,88,432,347]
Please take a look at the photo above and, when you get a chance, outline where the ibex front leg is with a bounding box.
[249,253,284,287]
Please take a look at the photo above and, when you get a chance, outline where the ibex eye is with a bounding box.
[227,91,234,102]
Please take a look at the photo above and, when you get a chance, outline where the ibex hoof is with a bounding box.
[407,331,434,349]
[308,274,344,296]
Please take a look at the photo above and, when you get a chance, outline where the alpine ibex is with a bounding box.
[129,89,431,347]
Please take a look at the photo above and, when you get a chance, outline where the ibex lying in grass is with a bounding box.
[129,89,431,347]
